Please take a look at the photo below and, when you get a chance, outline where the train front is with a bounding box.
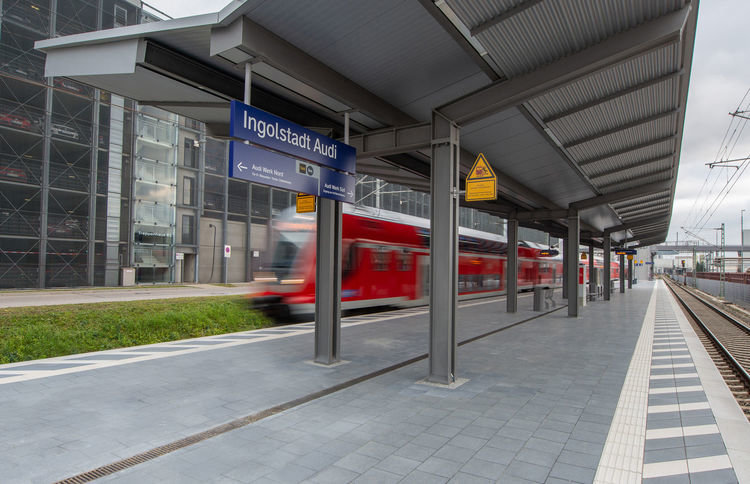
[249,209,317,320]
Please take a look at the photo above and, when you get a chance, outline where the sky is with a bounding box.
[147,0,750,247]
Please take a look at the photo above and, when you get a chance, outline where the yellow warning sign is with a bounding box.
[296,193,316,213]
[466,153,497,201]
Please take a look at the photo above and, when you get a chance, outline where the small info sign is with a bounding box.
[465,153,496,202]
[296,193,316,213]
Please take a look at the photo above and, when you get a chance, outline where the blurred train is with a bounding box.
[251,205,617,318]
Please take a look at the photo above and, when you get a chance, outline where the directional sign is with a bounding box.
[230,101,356,174]
[296,193,316,213]
[465,153,497,202]
[229,141,355,204]
[614,248,637,255]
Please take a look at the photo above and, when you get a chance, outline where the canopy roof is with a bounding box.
[36,0,698,246]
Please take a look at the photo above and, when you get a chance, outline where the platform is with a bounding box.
[1,281,748,483]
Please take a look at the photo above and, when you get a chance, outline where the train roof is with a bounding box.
[278,205,511,245]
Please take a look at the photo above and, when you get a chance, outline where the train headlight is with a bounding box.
[280,278,305,285]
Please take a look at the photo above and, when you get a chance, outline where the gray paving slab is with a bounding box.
[2,282,719,483]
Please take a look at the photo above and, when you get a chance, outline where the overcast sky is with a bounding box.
[148,1,750,247]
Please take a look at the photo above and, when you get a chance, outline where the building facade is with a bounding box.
[0,0,551,289]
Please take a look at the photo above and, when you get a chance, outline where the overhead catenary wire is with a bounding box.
[681,90,750,238]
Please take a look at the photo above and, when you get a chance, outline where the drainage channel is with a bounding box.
[54,304,566,484]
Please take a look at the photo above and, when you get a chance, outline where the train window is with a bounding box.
[371,246,390,271]
[342,243,358,278]
[396,249,411,271]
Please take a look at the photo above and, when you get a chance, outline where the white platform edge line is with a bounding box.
[593,283,658,484]
[664,280,750,484]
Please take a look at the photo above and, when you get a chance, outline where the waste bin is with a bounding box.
[533,286,545,311]
[121,267,135,286]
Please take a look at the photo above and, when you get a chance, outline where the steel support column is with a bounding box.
[314,197,342,364]
[506,218,518,313]
[428,111,459,384]
[313,112,348,365]
[628,258,633,289]
[244,62,253,282]
[567,211,579,317]
[619,254,626,293]
[562,235,568,299]
[603,235,611,301]
[588,243,595,298]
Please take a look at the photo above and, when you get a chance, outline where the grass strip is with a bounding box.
[0,296,272,364]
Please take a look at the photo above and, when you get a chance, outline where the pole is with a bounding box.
[742,209,745,273]
[720,223,725,298]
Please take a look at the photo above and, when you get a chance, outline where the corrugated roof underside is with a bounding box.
[446,0,686,79]
[527,45,681,119]
[460,107,595,205]
[542,79,680,144]
[566,115,678,161]
[241,0,490,122]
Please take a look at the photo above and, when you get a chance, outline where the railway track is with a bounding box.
[663,277,750,420]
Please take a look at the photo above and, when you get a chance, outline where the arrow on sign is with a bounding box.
[237,162,247,172]
[348,190,354,197]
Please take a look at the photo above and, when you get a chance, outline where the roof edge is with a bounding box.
[35,12,220,52]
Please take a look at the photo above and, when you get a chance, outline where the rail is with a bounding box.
[663,277,750,391]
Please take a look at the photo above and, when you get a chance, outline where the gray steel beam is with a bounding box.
[616,206,671,220]
[596,168,674,191]
[603,215,670,235]
[570,180,673,211]
[314,197,342,364]
[515,209,569,221]
[507,218,519,313]
[349,124,560,213]
[543,71,683,123]
[567,211,580,317]
[603,235,611,301]
[438,6,691,126]
[612,196,671,212]
[470,0,544,37]
[619,254,626,293]
[630,227,670,241]
[589,155,674,180]
[562,110,678,149]
[417,0,501,81]
[577,135,676,167]
[428,112,459,384]
[211,17,415,127]
[348,123,431,159]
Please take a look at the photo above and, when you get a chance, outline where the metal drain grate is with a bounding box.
[55,305,565,483]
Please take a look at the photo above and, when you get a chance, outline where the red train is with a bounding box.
[251,205,586,319]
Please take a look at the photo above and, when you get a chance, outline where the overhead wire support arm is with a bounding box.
[705,156,748,169]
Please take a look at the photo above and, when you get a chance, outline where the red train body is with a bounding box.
[251,206,615,318]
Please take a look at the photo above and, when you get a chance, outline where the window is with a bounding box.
[183,138,198,168]
[181,215,194,244]
[114,5,128,27]
[371,247,390,271]
[183,176,194,206]
[396,249,412,271]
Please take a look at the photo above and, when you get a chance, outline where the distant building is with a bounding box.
[0,0,547,288]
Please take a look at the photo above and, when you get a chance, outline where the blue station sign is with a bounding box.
[229,141,355,204]
[230,100,356,175]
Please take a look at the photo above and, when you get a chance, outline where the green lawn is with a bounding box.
[0,296,272,364]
